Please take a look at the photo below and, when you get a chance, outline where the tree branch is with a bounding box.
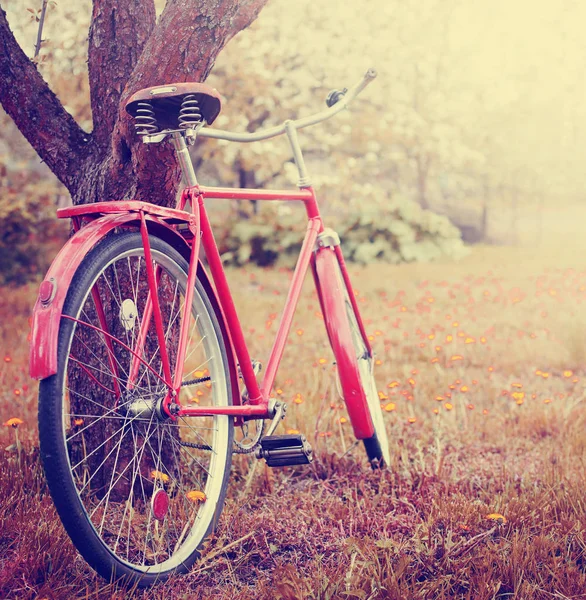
[0,6,90,188]
[124,0,269,94]
[88,0,156,145]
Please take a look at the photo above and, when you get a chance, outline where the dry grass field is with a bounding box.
[3,206,586,599]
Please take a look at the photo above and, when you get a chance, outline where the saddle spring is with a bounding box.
[179,95,203,129]
[134,101,158,135]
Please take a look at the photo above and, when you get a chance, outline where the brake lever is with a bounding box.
[325,87,348,108]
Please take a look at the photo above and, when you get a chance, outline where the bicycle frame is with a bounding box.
[136,179,372,423]
[30,69,378,432]
[176,183,324,419]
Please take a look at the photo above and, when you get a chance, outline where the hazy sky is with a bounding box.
[447,0,586,191]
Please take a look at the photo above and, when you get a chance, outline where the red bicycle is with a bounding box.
[30,69,389,586]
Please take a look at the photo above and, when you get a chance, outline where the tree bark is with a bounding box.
[0,0,269,206]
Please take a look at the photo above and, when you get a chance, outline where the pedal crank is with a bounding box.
[256,434,313,467]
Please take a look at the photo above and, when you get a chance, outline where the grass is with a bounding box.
[3,238,586,599]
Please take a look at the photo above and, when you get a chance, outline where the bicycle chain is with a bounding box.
[178,439,261,454]
[178,420,264,454]
[181,376,211,387]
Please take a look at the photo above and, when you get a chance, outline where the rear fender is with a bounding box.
[29,215,239,407]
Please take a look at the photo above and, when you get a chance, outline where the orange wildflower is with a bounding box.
[486,513,507,524]
[186,490,206,503]
[151,470,169,483]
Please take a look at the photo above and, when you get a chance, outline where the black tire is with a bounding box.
[39,231,233,587]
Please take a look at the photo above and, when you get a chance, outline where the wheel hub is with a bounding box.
[125,392,168,420]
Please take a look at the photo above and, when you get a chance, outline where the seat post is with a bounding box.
[170,132,198,188]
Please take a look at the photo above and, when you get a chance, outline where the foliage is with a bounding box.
[0,166,67,286]
[216,195,468,268]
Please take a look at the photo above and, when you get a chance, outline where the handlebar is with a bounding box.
[197,68,377,143]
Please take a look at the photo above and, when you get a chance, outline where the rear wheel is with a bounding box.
[38,231,233,586]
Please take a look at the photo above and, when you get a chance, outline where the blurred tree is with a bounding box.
[0,0,269,206]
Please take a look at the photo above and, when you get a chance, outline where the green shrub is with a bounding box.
[215,195,468,268]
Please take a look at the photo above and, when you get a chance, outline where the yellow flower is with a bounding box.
[3,418,23,428]
[150,470,169,483]
[186,490,206,503]
[486,513,507,524]
[512,391,525,405]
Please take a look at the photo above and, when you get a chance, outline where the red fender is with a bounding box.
[313,246,374,439]
[29,211,239,408]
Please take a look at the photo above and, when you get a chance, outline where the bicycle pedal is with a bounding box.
[256,434,313,467]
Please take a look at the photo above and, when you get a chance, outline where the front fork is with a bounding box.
[312,229,373,358]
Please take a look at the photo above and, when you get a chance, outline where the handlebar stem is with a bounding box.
[284,120,311,188]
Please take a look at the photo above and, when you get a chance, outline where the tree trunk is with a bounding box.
[416,155,431,210]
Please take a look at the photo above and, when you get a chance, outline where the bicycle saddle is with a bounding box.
[125,82,222,130]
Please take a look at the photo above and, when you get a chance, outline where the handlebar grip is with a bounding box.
[325,87,348,108]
